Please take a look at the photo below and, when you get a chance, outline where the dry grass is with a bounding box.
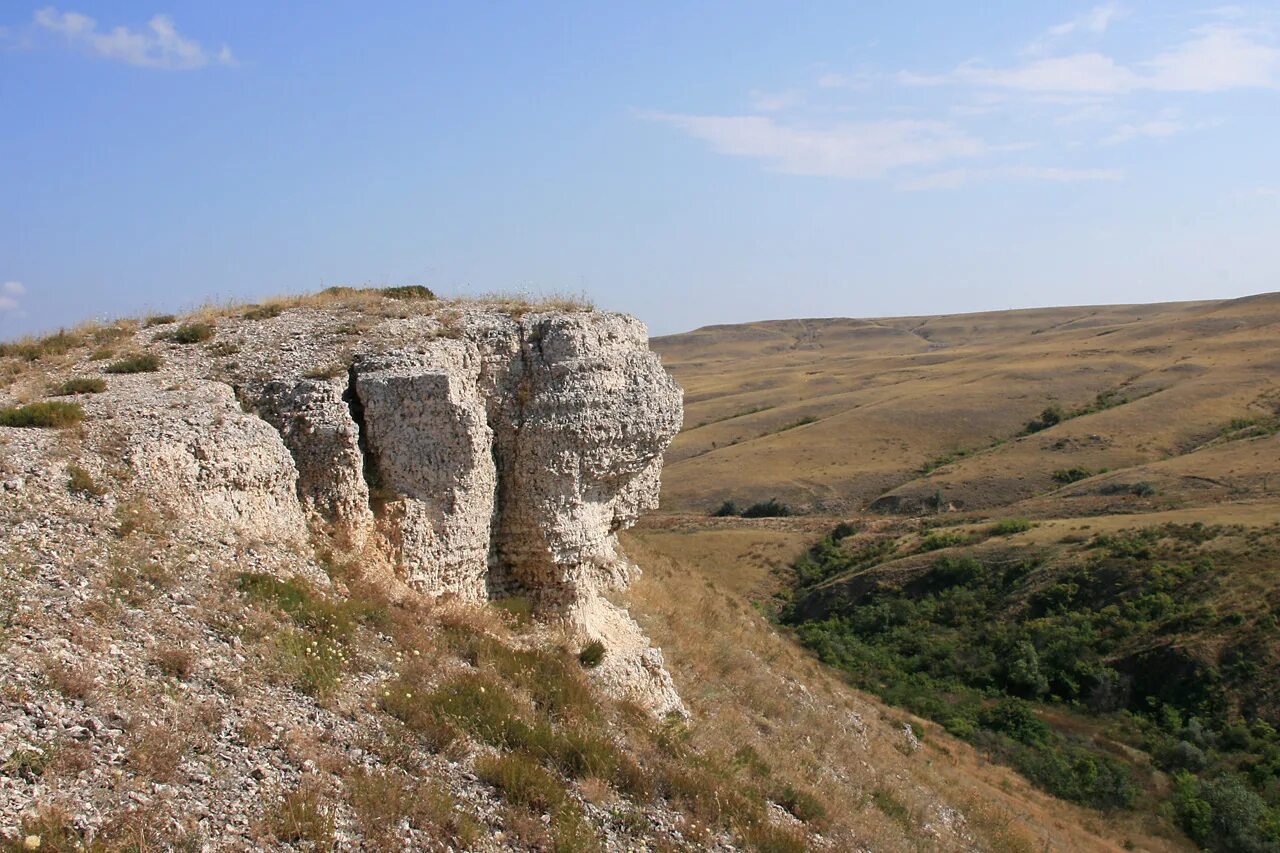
[262,775,337,849]
[655,294,1280,516]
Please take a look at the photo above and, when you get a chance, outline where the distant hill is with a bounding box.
[654,293,1280,518]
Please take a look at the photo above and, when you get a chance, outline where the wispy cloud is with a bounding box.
[748,89,805,113]
[0,281,26,314]
[1101,118,1185,145]
[910,24,1279,94]
[641,112,988,180]
[33,7,233,69]
[901,165,1124,191]
[1025,3,1125,55]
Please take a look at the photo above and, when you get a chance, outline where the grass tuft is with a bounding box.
[0,401,85,428]
[104,352,162,374]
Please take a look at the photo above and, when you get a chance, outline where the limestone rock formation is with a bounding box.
[107,305,685,714]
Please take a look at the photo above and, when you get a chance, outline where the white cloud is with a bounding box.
[901,165,1124,191]
[910,24,1278,94]
[1141,26,1279,91]
[1238,186,1280,198]
[1101,119,1186,145]
[34,6,233,69]
[0,281,24,313]
[749,89,804,112]
[1025,3,1125,55]
[642,112,987,180]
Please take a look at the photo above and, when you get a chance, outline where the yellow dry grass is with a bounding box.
[654,293,1280,518]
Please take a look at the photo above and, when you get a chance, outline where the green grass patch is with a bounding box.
[48,376,106,395]
[0,400,84,428]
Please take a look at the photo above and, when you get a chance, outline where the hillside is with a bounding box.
[654,294,1280,517]
[648,293,1280,852]
[1,289,1144,852]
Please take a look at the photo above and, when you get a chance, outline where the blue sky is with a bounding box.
[2,2,1278,339]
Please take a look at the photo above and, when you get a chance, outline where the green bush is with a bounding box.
[578,640,606,668]
[104,352,162,374]
[711,500,739,517]
[990,518,1033,535]
[143,314,176,327]
[740,498,793,518]
[1052,467,1093,484]
[169,322,215,344]
[1024,405,1064,433]
[0,400,85,428]
[49,376,106,395]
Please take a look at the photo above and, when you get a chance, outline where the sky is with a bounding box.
[2,1,1278,339]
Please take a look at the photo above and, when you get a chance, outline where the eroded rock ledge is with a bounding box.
[126,307,685,715]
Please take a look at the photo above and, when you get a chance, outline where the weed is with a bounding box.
[264,777,337,849]
[144,314,176,327]
[66,464,104,497]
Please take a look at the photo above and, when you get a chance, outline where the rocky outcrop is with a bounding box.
[131,308,685,714]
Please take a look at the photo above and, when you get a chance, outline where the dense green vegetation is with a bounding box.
[782,522,1280,851]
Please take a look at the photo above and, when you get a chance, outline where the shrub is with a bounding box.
[919,531,970,552]
[831,521,858,540]
[143,314,176,327]
[578,640,606,668]
[169,322,215,344]
[1024,405,1064,434]
[991,518,1033,536]
[48,376,106,395]
[105,352,162,373]
[66,464,104,497]
[381,285,436,301]
[243,303,283,320]
[0,401,85,428]
[740,498,792,518]
[1052,468,1093,484]
[711,500,738,517]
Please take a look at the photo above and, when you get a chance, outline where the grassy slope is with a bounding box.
[654,294,1279,516]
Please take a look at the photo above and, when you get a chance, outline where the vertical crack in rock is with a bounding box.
[343,364,381,511]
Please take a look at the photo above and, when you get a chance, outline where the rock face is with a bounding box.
[124,381,309,545]
[124,308,685,714]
